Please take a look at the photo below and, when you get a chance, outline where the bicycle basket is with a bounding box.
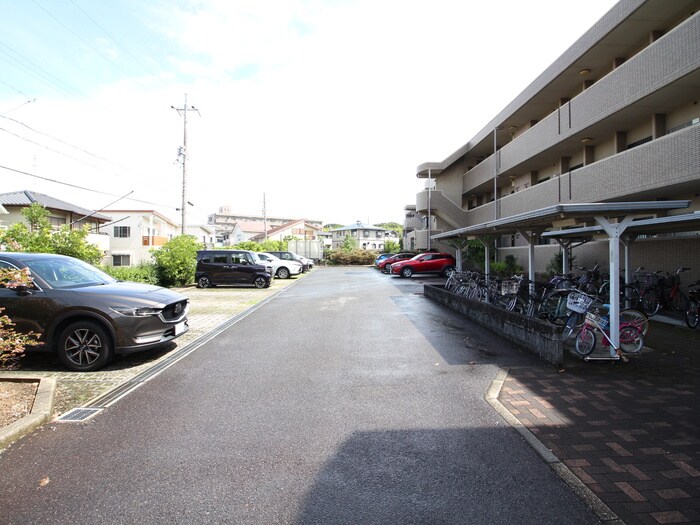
[567,292,593,313]
[585,311,609,330]
[638,272,659,288]
[500,280,520,295]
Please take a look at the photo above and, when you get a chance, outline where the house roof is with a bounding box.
[250,219,322,240]
[101,209,180,228]
[0,190,112,222]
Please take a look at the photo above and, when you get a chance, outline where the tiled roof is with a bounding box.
[0,190,111,221]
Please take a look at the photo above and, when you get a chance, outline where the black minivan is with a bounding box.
[195,250,271,289]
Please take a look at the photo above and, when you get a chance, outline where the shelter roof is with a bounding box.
[432,201,692,240]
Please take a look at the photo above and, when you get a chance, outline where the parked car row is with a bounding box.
[0,249,314,372]
[195,249,312,289]
[374,251,456,278]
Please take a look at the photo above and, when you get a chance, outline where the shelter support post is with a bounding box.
[621,235,637,307]
[479,238,491,302]
[595,215,634,354]
[519,229,542,292]
[555,239,573,274]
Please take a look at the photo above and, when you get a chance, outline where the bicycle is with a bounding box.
[640,266,690,316]
[574,303,644,359]
[559,291,594,341]
[685,280,700,329]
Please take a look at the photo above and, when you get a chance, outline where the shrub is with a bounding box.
[152,235,201,286]
[0,268,38,369]
[102,262,159,284]
[327,249,376,265]
[546,250,576,277]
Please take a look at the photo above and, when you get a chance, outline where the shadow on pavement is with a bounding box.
[294,427,599,525]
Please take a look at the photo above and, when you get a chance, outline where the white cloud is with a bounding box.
[1,0,619,226]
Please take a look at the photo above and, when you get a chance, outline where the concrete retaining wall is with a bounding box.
[424,285,564,367]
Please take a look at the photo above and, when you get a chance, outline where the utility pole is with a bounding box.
[172,94,199,235]
[262,193,268,241]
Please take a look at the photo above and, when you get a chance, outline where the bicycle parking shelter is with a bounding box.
[432,200,695,357]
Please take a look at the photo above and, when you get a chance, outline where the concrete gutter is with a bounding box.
[0,377,56,451]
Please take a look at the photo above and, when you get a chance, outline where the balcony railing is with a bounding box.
[142,235,169,247]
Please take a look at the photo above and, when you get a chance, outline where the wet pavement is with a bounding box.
[2,269,699,524]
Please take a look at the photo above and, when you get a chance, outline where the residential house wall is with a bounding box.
[101,210,179,266]
[331,222,399,251]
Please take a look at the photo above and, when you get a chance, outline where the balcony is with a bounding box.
[142,235,169,247]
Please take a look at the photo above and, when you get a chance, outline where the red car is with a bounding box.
[390,252,456,278]
[377,252,415,273]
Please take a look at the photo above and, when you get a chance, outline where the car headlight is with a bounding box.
[111,306,162,317]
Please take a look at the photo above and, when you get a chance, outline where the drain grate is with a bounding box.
[58,407,103,423]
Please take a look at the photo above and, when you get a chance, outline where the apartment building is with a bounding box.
[408,0,700,279]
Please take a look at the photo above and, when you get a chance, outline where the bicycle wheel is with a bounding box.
[619,325,643,354]
[669,289,687,312]
[574,327,596,356]
[685,299,699,329]
[620,308,649,337]
[621,285,640,309]
[560,312,583,341]
[641,288,660,316]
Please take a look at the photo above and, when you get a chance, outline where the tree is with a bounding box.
[342,234,358,251]
[0,203,102,265]
[383,239,400,253]
[152,235,201,286]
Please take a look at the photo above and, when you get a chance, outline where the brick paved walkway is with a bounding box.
[498,322,700,525]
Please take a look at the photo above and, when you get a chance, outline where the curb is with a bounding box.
[0,377,56,451]
[485,368,625,525]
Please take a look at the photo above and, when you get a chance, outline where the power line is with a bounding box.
[0,41,89,101]
[0,164,175,209]
[68,0,157,76]
[30,0,133,78]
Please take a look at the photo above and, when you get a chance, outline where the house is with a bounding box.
[99,210,179,266]
[330,222,399,251]
[407,0,700,281]
[186,224,216,248]
[250,219,323,243]
[0,190,111,251]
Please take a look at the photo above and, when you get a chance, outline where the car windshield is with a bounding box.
[28,257,117,289]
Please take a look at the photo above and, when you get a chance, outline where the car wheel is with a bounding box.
[57,321,114,372]
[253,276,268,289]
[277,267,290,279]
[197,276,211,288]
[401,267,413,278]
[441,265,455,277]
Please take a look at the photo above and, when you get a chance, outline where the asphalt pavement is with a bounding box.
[0,266,698,524]
[0,267,601,525]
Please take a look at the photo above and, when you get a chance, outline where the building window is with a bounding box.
[114,226,131,238]
[49,216,66,229]
[112,254,131,266]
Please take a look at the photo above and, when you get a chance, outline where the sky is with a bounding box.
[1,0,620,228]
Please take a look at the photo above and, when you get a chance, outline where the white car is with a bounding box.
[258,252,303,279]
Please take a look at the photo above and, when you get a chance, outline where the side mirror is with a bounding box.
[14,284,33,296]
